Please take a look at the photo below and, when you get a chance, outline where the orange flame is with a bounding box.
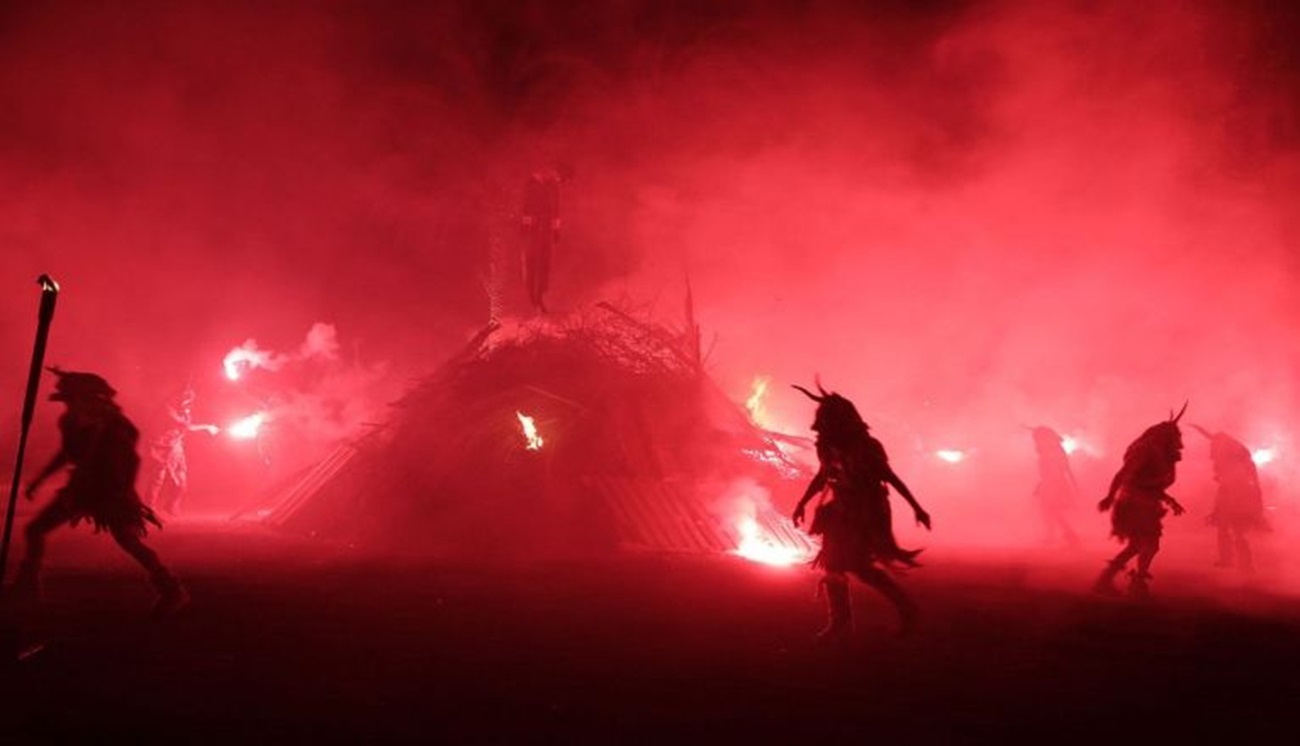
[516,411,544,450]
[745,376,771,428]
[227,412,266,440]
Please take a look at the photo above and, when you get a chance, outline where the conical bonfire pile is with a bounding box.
[250,303,816,561]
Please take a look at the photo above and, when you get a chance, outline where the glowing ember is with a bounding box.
[227,412,266,440]
[223,341,272,381]
[516,411,544,450]
[1252,448,1275,466]
[733,517,808,567]
[935,449,966,464]
[745,375,771,427]
[1061,436,1079,455]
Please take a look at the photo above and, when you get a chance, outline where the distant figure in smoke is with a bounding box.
[1030,426,1080,548]
[14,369,188,618]
[146,386,218,517]
[791,382,931,642]
[519,163,572,314]
[1189,425,1268,572]
[1094,405,1188,598]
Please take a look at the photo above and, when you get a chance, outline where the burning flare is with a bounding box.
[516,411,544,450]
[1252,447,1275,466]
[733,517,810,568]
[227,412,266,440]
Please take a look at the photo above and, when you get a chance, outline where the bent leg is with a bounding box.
[110,526,188,618]
[854,564,918,636]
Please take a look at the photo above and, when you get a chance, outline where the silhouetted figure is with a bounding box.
[1190,425,1268,571]
[146,386,217,516]
[519,164,571,313]
[14,369,188,618]
[791,383,931,642]
[1030,426,1080,548]
[1094,405,1188,598]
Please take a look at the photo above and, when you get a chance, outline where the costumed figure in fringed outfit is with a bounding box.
[1094,404,1188,598]
[14,368,189,618]
[1190,425,1268,572]
[146,386,217,516]
[791,382,931,642]
[1031,426,1080,548]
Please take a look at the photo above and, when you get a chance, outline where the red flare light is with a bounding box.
[733,517,812,567]
[227,412,266,440]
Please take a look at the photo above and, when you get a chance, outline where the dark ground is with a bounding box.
[2,520,1298,745]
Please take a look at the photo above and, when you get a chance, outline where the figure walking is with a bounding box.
[1095,405,1188,598]
[15,368,188,618]
[791,382,931,642]
[1190,425,1268,571]
[1030,426,1080,548]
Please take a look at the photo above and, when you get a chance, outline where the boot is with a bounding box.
[150,570,190,620]
[1127,570,1151,599]
[1236,537,1254,573]
[862,569,919,637]
[817,576,852,644]
[1092,559,1125,596]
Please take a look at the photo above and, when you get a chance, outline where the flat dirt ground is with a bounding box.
[3,520,1298,744]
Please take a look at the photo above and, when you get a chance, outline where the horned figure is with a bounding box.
[14,368,188,618]
[790,380,931,643]
[1189,425,1268,571]
[1094,403,1188,598]
[1029,426,1080,548]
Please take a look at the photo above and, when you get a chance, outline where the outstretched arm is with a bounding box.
[792,469,828,527]
[886,468,931,530]
[25,450,69,499]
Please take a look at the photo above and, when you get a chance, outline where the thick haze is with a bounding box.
[4,0,1299,549]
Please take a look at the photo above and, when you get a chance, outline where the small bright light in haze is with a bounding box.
[228,413,265,439]
[1252,448,1275,466]
[1061,436,1079,454]
[935,449,965,464]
